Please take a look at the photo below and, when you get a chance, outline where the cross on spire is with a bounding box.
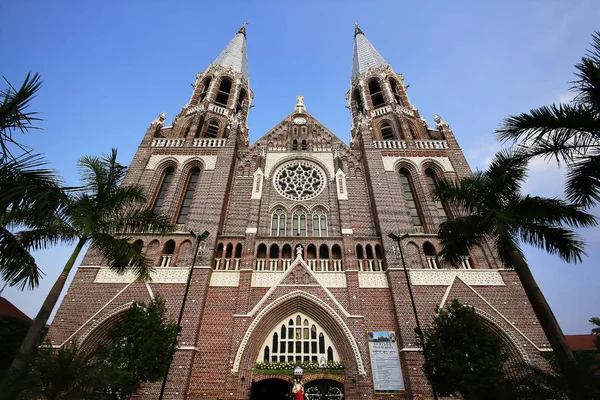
[353,22,364,37]
[237,22,248,37]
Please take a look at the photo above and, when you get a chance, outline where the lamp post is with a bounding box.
[388,233,438,400]
[159,230,210,400]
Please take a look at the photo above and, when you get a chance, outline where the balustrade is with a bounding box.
[193,138,227,147]
[372,105,392,116]
[332,260,343,271]
[414,140,448,149]
[209,103,228,115]
[426,256,439,269]
[160,255,172,268]
[269,259,279,271]
[151,138,185,147]
[373,140,407,149]
[234,258,240,270]
[214,258,221,270]
[256,259,266,271]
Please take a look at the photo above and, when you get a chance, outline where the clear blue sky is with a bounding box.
[1,0,599,334]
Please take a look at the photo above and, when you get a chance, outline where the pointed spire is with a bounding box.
[351,24,388,80]
[212,23,249,79]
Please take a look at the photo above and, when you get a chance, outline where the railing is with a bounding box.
[282,259,291,270]
[319,259,330,272]
[214,258,221,270]
[224,259,231,270]
[426,256,439,269]
[377,260,384,271]
[460,256,472,269]
[160,255,172,267]
[151,138,185,147]
[269,259,279,271]
[372,105,392,116]
[193,138,227,147]
[367,259,374,271]
[373,140,407,149]
[186,104,203,115]
[234,258,240,270]
[413,225,425,234]
[209,103,228,115]
[307,259,317,271]
[174,223,186,232]
[256,258,266,271]
[397,106,415,117]
[358,259,364,271]
[415,140,448,149]
[332,260,343,271]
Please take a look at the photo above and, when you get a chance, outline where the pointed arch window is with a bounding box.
[215,78,232,106]
[205,122,219,138]
[369,79,384,108]
[408,123,417,140]
[399,169,425,233]
[312,210,327,237]
[352,89,363,114]
[425,169,449,223]
[292,209,307,236]
[176,167,201,225]
[258,313,339,363]
[153,167,175,211]
[292,139,298,151]
[236,88,247,114]
[271,209,286,236]
[199,77,212,102]
[381,122,394,140]
[389,79,404,106]
[301,140,307,150]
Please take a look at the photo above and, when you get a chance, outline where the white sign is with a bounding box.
[368,331,405,393]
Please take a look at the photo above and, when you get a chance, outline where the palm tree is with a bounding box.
[432,150,597,363]
[496,31,600,208]
[5,149,171,375]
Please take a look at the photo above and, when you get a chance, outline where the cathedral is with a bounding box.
[47,24,551,399]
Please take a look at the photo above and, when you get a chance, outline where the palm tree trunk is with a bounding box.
[7,236,88,375]
[508,249,574,361]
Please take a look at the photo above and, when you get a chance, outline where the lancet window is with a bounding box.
[292,209,307,236]
[381,122,394,140]
[271,208,286,236]
[176,167,200,225]
[369,79,385,108]
[153,167,175,211]
[215,78,232,106]
[259,313,339,363]
[399,169,424,233]
[425,169,449,223]
[312,210,327,237]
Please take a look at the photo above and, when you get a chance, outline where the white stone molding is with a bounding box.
[381,156,454,173]
[209,271,240,287]
[94,267,191,284]
[341,228,354,235]
[74,302,134,347]
[439,276,544,353]
[251,168,264,199]
[245,227,258,234]
[265,152,335,179]
[409,269,505,286]
[251,272,347,288]
[358,272,389,288]
[145,155,217,171]
[335,170,348,200]
[231,290,366,376]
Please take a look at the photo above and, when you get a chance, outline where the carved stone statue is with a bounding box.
[151,112,166,126]
[296,95,304,106]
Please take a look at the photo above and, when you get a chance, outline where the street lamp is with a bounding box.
[159,230,210,400]
[388,232,438,400]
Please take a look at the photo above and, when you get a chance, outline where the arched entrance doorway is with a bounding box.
[251,378,290,400]
[304,379,344,399]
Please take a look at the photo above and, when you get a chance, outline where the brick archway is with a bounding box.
[233,291,366,377]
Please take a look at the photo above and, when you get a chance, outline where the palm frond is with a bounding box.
[0,226,42,289]
[16,222,79,252]
[518,222,586,264]
[571,31,600,112]
[433,174,487,215]
[484,149,529,204]
[510,195,597,228]
[437,215,487,266]
[565,153,600,208]
[90,233,153,280]
[496,103,599,162]
[0,72,43,160]
[98,205,172,235]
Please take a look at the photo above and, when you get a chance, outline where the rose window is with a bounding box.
[274,161,325,201]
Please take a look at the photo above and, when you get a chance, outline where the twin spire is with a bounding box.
[210,23,389,83]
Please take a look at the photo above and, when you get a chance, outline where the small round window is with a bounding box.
[273,161,325,201]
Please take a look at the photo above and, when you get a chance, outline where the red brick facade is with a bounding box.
[46,27,551,399]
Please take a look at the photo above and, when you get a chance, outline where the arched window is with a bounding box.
[425,169,449,223]
[389,79,404,106]
[408,123,417,140]
[271,209,286,236]
[292,139,298,151]
[269,244,280,270]
[236,88,246,114]
[375,244,384,271]
[153,167,174,211]
[301,140,307,150]
[399,169,424,233]
[161,240,175,267]
[259,313,339,363]
[423,242,438,269]
[199,77,211,102]
[205,121,219,138]
[256,243,267,270]
[235,243,242,258]
[215,78,232,106]
[312,210,327,237]
[352,89,363,114]
[176,167,200,225]
[381,122,394,140]
[292,209,307,236]
[307,244,317,271]
[319,244,329,259]
[214,243,224,270]
[369,79,384,108]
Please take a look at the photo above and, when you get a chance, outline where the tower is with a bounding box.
[45,24,551,400]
